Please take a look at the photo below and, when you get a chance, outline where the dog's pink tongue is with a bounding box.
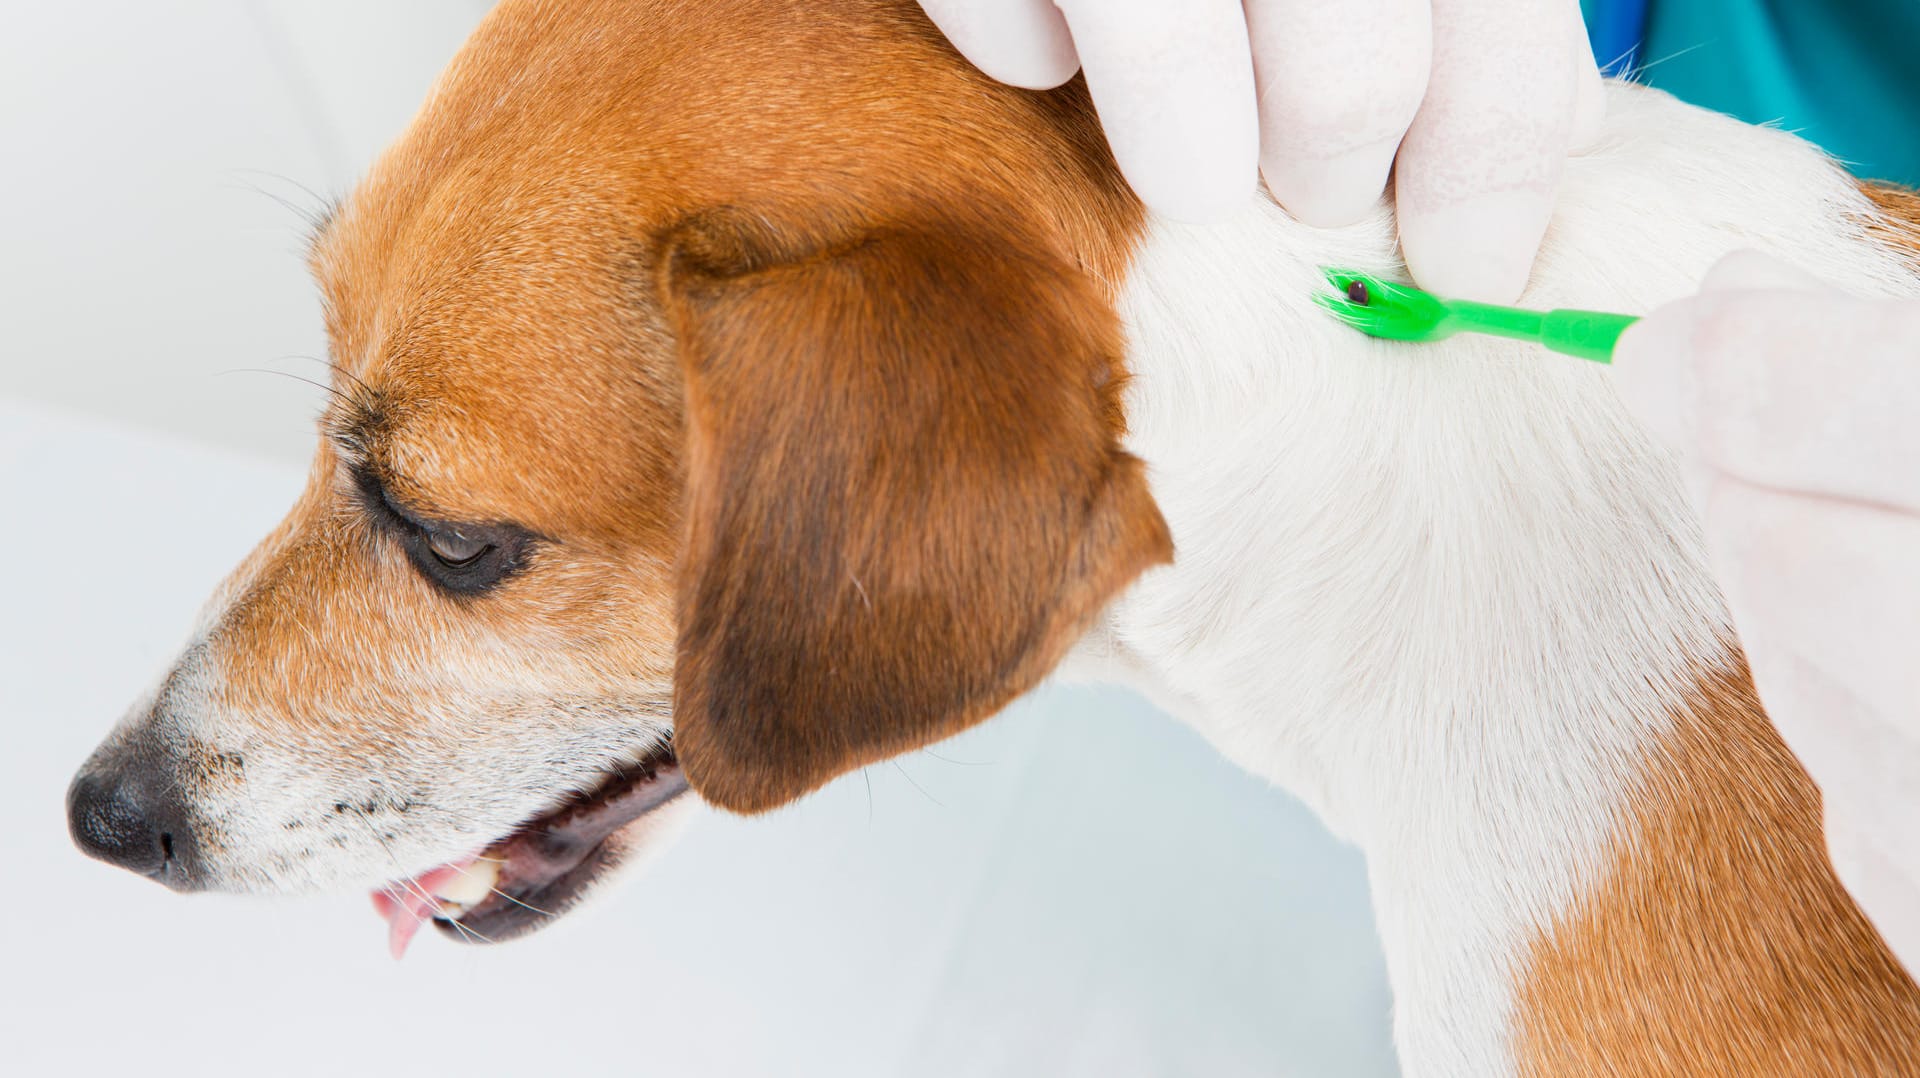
[371,858,476,960]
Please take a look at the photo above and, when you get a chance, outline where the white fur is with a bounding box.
[1065,82,1919,1075]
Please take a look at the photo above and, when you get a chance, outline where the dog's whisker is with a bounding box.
[226,167,337,233]
[889,761,942,808]
[342,804,432,909]
[214,366,351,404]
[355,819,562,923]
[440,914,494,946]
[486,886,559,920]
[288,351,377,398]
[918,748,988,767]
[349,813,518,944]
[327,360,374,396]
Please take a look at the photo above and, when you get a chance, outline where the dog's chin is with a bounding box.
[372,741,692,956]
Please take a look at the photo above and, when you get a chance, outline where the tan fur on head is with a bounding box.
[303,0,1166,818]
[83,0,1162,891]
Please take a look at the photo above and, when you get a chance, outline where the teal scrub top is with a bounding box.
[1583,0,1920,187]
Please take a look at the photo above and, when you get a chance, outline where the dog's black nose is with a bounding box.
[67,771,182,879]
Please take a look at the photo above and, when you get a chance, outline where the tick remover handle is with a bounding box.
[1538,309,1639,364]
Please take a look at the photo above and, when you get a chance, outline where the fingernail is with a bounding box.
[1701,249,1831,293]
[1398,189,1555,304]
[1568,20,1607,152]
[1261,136,1399,228]
[1611,312,1699,454]
[1128,161,1261,224]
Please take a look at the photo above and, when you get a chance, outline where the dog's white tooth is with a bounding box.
[433,857,502,907]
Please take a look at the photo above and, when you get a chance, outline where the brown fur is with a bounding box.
[1863,182,1920,264]
[1514,656,1920,1075]
[662,211,1167,809]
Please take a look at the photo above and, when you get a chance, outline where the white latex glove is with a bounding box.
[916,0,1604,302]
[1614,250,1920,972]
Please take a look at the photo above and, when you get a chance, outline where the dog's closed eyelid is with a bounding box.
[349,464,437,529]
[350,463,475,538]
[396,517,536,597]
[347,463,538,595]
[349,463,410,524]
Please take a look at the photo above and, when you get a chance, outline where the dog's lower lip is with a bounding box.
[430,742,684,945]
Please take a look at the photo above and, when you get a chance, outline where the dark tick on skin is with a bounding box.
[1346,279,1369,305]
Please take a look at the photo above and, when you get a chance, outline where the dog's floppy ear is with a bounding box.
[659,211,1171,813]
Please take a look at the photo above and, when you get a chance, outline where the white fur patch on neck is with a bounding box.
[1078,81,1918,1076]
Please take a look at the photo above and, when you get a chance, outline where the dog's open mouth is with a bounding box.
[370,741,686,957]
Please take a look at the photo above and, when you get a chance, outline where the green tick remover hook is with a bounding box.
[1315,269,1640,363]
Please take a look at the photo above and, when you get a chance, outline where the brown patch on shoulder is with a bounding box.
[1515,656,1920,1076]
[1861,181,1920,265]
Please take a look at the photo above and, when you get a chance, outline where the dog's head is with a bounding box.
[67,0,1167,947]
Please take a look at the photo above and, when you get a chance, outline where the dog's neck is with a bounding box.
[1071,82,1920,1075]
[1081,193,1728,1073]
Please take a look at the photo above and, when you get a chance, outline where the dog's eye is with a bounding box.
[404,519,529,596]
[353,466,531,595]
[425,528,490,568]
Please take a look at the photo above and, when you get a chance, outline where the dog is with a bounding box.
[67,0,1920,1072]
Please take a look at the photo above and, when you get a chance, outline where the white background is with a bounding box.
[0,4,1397,1075]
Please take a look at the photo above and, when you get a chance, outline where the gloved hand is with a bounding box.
[1614,250,1920,971]
[916,0,1604,303]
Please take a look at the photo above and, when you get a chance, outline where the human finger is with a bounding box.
[1056,0,1261,222]
[1686,292,1920,512]
[1824,803,1920,971]
[1705,478,1920,725]
[1244,0,1430,227]
[1567,12,1605,151]
[915,0,1080,90]
[1396,0,1586,302]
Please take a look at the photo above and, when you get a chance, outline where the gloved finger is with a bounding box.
[915,0,1079,90]
[1567,14,1606,151]
[1611,296,1701,456]
[1825,801,1920,971]
[1244,0,1430,227]
[1615,252,1920,512]
[1745,644,1919,841]
[1056,0,1260,222]
[1698,248,1837,294]
[1396,0,1584,303]
[1614,249,1825,440]
[1705,477,1920,724]
[1689,293,1920,512]
[1731,619,1920,970]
